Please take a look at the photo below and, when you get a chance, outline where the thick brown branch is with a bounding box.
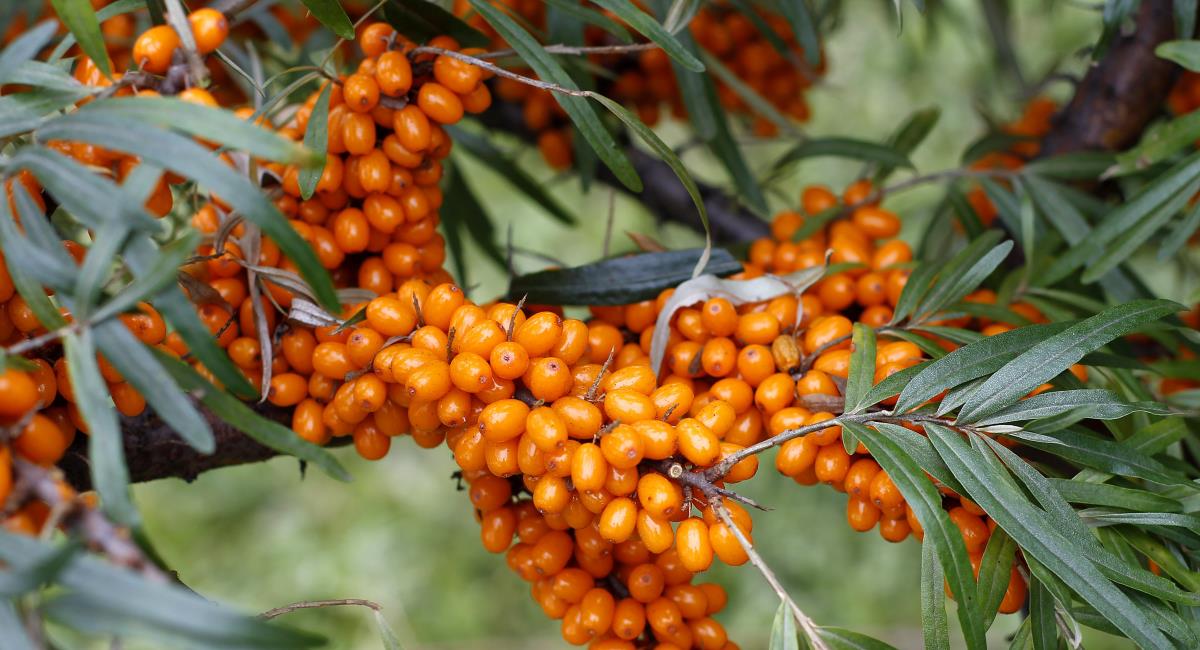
[57,405,340,489]
[1040,0,1179,156]
[477,99,770,243]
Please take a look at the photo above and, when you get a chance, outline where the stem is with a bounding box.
[259,598,382,620]
[473,42,660,60]
[409,46,594,97]
[710,497,829,650]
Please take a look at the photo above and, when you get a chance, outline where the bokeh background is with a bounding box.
[126,1,1133,648]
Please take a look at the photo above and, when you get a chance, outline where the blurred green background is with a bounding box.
[129,1,1132,648]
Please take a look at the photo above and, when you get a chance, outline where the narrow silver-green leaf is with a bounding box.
[773,138,914,173]
[1027,578,1057,650]
[65,330,138,526]
[50,0,110,76]
[843,323,876,416]
[0,20,58,83]
[973,389,1171,425]
[300,0,355,39]
[894,322,1070,413]
[920,541,950,650]
[591,0,704,71]
[777,0,821,66]
[298,82,332,200]
[768,601,798,650]
[1049,479,1182,512]
[1157,39,1200,69]
[957,299,1181,423]
[975,527,1016,629]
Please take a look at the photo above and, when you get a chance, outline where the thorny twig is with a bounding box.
[259,598,383,620]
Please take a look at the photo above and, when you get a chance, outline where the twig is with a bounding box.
[710,496,829,650]
[472,42,660,61]
[409,46,594,97]
[259,598,382,620]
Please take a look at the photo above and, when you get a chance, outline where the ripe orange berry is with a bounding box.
[527,357,573,402]
[598,497,638,543]
[814,443,851,486]
[677,418,720,466]
[433,54,482,94]
[13,414,73,465]
[187,8,229,54]
[133,25,179,74]
[417,82,464,124]
[0,369,39,419]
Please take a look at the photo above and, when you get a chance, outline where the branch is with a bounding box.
[1040,0,1179,155]
[57,404,340,489]
[477,98,770,243]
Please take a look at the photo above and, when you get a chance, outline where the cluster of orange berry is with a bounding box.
[457,0,822,169]
[3,1,136,68]
[0,6,237,538]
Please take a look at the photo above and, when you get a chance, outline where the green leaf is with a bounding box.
[1082,175,1200,282]
[768,601,798,650]
[0,541,77,597]
[889,261,940,325]
[298,82,332,200]
[79,97,318,165]
[11,146,159,232]
[299,0,354,39]
[911,233,1011,323]
[509,248,741,305]
[1086,511,1200,534]
[894,322,1070,413]
[50,0,110,76]
[0,601,35,650]
[874,107,940,184]
[0,89,86,137]
[448,126,574,224]
[776,0,822,66]
[1011,428,1188,485]
[1157,196,1200,260]
[65,330,138,526]
[843,323,877,417]
[0,189,70,330]
[1050,479,1182,512]
[926,423,1174,650]
[0,20,58,83]
[842,421,986,650]
[591,0,703,71]
[973,389,1171,425]
[468,0,640,191]
[1159,39,1200,69]
[156,352,350,482]
[957,300,1181,422]
[383,0,490,47]
[37,112,340,311]
[920,540,950,650]
[975,527,1016,629]
[773,138,914,174]
[1023,152,1114,180]
[981,435,1199,605]
[817,627,900,650]
[1028,578,1058,650]
[1175,1,1197,40]
[375,611,403,650]
[703,80,768,214]
[663,24,716,140]
[441,158,504,274]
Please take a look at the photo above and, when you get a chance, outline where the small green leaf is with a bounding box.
[1082,175,1200,282]
[858,360,929,409]
[975,527,1016,628]
[65,330,138,526]
[0,600,35,650]
[1008,427,1187,486]
[50,0,110,76]
[469,0,640,191]
[920,540,950,650]
[768,601,798,650]
[1023,152,1114,180]
[911,233,1010,323]
[156,352,350,482]
[1158,39,1200,70]
[874,107,940,184]
[298,82,332,200]
[508,248,741,305]
[776,0,822,66]
[1050,479,1182,512]
[1028,578,1058,650]
[441,158,504,275]
[973,389,1171,425]
[79,97,318,165]
[957,299,1181,422]
[1158,196,1200,260]
[700,51,798,136]
[0,20,58,83]
[591,0,704,71]
[299,0,354,39]
[375,611,403,650]
[544,0,632,42]
[0,541,77,597]
[817,627,900,650]
[843,323,876,416]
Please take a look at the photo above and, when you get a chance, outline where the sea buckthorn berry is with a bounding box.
[358,22,394,58]
[695,400,736,439]
[634,420,678,460]
[604,365,657,396]
[612,598,646,641]
[948,506,990,554]
[709,522,750,566]
[553,396,603,439]
[754,373,795,415]
[516,311,563,357]
[651,383,694,424]
[527,357,573,402]
[267,373,308,407]
[0,369,38,419]
[802,185,838,215]
[775,435,818,476]
[719,443,757,483]
[394,105,432,152]
[879,516,911,543]
[869,470,905,511]
[700,298,738,337]
[737,345,774,386]
[797,369,839,397]
[998,568,1028,614]
[375,50,413,96]
[637,473,683,520]
[526,406,568,452]
[847,496,882,532]
[701,337,737,377]
[187,8,229,54]
[487,341,529,381]
[627,564,665,603]
[418,82,465,124]
[812,349,852,378]
[853,206,901,238]
[405,360,451,401]
[677,418,720,466]
[343,73,380,112]
[533,475,571,514]
[844,458,882,498]
[667,583,709,620]
[433,54,483,94]
[14,414,73,465]
[480,399,530,442]
[572,443,608,493]
[814,443,851,486]
[601,425,645,469]
[366,296,418,337]
[450,352,493,393]
[133,25,179,74]
[735,312,780,345]
[603,389,656,423]
[598,497,638,543]
[674,518,713,573]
